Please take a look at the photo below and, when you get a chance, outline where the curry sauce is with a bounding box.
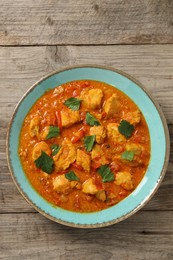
[19,80,150,212]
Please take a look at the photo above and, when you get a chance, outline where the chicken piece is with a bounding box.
[81,88,103,109]
[52,175,71,194]
[125,143,144,155]
[103,93,121,118]
[76,149,91,172]
[120,143,145,167]
[115,171,134,190]
[61,108,80,128]
[53,174,81,194]
[32,141,51,160]
[91,144,108,165]
[82,178,98,195]
[91,111,102,120]
[53,138,76,172]
[90,125,106,144]
[39,126,49,140]
[96,190,106,201]
[107,123,126,144]
[123,110,141,125]
[29,116,40,137]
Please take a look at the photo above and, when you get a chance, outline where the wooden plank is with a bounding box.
[0,211,173,259]
[0,0,173,45]
[0,45,173,122]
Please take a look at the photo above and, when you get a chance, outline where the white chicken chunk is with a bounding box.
[61,108,80,128]
[82,178,98,195]
[96,190,106,201]
[120,143,145,166]
[76,149,91,172]
[90,125,106,144]
[53,174,81,194]
[125,143,144,155]
[91,144,108,165]
[39,126,49,140]
[81,88,103,109]
[123,110,141,125]
[103,93,121,118]
[29,116,40,137]
[32,141,51,160]
[107,123,126,144]
[52,175,71,194]
[115,171,134,190]
[53,138,76,172]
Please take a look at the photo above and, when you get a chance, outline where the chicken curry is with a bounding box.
[19,80,150,212]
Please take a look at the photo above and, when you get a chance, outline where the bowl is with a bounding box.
[7,65,170,228]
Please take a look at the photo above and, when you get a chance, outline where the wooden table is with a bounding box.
[1,1,173,259]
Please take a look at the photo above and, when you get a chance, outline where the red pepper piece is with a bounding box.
[56,111,62,130]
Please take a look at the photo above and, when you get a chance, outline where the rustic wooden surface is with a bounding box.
[0,1,173,259]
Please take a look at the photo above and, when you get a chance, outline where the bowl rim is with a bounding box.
[6,64,170,228]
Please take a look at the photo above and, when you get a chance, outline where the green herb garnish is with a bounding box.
[64,97,81,110]
[86,112,100,126]
[34,151,54,174]
[97,165,115,183]
[65,171,80,181]
[46,126,60,140]
[121,151,134,161]
[51,144,61,156]
[84,135,96,152]
[118,120,134,139]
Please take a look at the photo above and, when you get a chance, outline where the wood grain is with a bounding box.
[0,211,173,260]
[0,0,173,45]
[0,45,173,122]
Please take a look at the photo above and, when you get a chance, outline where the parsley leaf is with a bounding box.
[65,171,80,181]
[86,112,100,126]
[97,165,115,183]
[84,135,96,152]
[118,120,134,139]
[46,126,60,140]
[34,151,54,174]
[64,97,81,110]
[121,151,134,161]
[51,144,61,156]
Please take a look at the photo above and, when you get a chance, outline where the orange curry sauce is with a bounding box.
[19,80,150,212]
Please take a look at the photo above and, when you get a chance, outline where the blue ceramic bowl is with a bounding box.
[7,65,170,228]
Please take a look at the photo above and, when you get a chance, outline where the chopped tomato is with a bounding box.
[92,161,101,170]
[52,115,57,125]
[71,126,87,143]
[91,156,101,170]
[72,89,79,97]
[80,111,86,120]
[110,162,121,172]
[92,174,103,190]
[119,190,128,198]
[133,135,142,143]
[56,111,62,129]
[101,111,107,118]
[71,136,80,144]
[72,162,83,171]
[80,81,90,90]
